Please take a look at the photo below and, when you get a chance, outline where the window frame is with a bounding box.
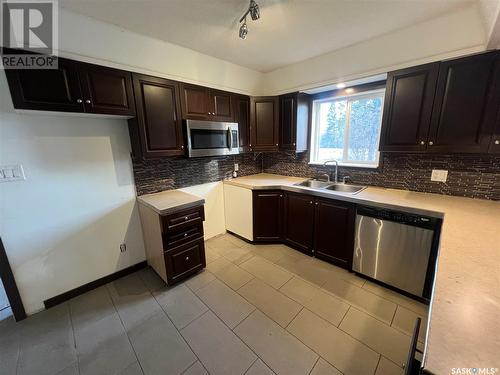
[309,87,386,169]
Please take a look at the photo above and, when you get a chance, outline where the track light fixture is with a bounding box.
[239,17,248,40]
[238,0,260,39]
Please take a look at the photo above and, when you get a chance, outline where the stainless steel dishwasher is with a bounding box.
[353,206,440,299]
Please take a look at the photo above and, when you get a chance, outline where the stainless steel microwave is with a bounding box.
[185,120,240,158]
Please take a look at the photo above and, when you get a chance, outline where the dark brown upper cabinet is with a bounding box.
[283,193,315,255]
[279,92,310,152]
[253,190,283,242]
[314,198,355,269]
[380,51,500,154]
[250,96,279,151]
[489,109,500,154]
[5,57,85,113]
[129,73,184,158]
[180,83,234,121]
[233,95,251,152]
[428,51,500,153]
[79,63,135,116]
[379,63,439,152]
[5,56,135,116]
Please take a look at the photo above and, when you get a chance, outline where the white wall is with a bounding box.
[261,6,487,95]
[180,182,226,240]
[0,72,145,314]
[56,9,263,95]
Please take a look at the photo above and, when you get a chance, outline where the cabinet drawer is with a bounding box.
[163,206,205,232]
[165,239,206,283]
[164,223,204,249]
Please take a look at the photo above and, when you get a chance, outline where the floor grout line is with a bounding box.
[67,302,81,375]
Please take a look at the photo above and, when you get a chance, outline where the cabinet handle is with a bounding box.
[315,202,318,206]
[495,140,499,145]
[419,140,425,145]
[181,145,184,149]
[85,99,91,104]
[76,99,83,104]
[184,233,188,237]
[279,195,283,197]
[309,201,313,204]
[428,141,434,146]
[275,143,278,146]
[185,216,189,221]
[185,256,190,261]
[292,143,296,146]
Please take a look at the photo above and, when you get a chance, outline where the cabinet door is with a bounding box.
[250,96,279,151]
[165,238,206,285]
[4,57,84,112]
[180,83,210,120]
[280,94,296,150]
[428,52,499,153]
[131,74,184,157]
[314,199,355,270]
[379,63,439,152]
[210,89,233,121]
[234,95,251,152]
[490,119,500,154]
[283,193,315,255]
[253,190,283,242]
[79,63,135,116]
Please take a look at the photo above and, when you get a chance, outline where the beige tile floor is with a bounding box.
[0,233,429,375]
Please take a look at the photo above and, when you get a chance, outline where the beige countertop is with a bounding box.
[137,190,204,215]
[225,173,500,374]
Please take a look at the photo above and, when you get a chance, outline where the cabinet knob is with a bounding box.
[279,194,283,198]
[419,140,425,145]
[76,99,83,104]
[495,140,500,145]
[185,216,189,220]
[309,201,313,204]
[428,141,434,146]
[85,99,91,104]
[292,143,296,146]
[185,256,190,261]
[315,202,318,206]
[184,233,188,237]
[275,144,278,146]
[181,145,184,149]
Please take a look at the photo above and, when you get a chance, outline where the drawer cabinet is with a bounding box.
[166,238,206,284]
[163,205,205,232]
[139,203,206,285]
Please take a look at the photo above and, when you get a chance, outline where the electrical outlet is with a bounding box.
[234,163,239,172]
[431,169,448,182]
[119,243,127,253]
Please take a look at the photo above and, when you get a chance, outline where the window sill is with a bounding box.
[308,161,379,169]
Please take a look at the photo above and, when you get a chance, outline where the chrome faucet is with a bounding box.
[316,173,330,182]
[323,160,339,183]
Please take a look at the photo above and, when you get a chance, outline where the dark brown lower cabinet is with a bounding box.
[283,193,315,255]
[139,203,206,285]
[253,191,355,270]
[253,190,283,242]
[314,198,355,269]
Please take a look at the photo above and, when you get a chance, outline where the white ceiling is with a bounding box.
[60,0,483,73]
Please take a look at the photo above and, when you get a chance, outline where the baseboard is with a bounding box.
[43,261,147,309]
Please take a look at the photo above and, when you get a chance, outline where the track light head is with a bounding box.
[249,0,260,21]
[239,18,248,39]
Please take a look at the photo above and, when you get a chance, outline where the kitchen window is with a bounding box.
[309,89,385,168]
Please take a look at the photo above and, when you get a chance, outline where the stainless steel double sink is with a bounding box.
[293,179,366,194]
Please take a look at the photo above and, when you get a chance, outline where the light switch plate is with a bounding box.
[431,169,448,182]
[0,164,25,183]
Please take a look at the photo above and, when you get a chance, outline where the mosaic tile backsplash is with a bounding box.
[264,151,500,201]
[133,153,263,195]
[133,151,500,201]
